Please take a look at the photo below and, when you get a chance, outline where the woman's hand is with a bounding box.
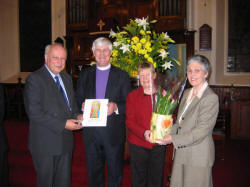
[144,130,154,144]
[156,134,173,145]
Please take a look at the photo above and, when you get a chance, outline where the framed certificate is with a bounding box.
[82,99,108,127]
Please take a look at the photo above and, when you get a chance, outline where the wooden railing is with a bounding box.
[210,85,250,109]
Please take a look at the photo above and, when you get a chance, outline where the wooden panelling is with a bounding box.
[210,85,250,139]
[2,82,26,120]
[231,100,250,139]
[210,85,250,106]
[129,0,155,20]
[210,85,232,109]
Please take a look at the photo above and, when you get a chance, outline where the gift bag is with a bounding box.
[150,113,173,143]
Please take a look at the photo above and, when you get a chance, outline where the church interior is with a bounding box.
[0,0,250,186]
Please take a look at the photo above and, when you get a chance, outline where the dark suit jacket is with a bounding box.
[24,66,79,156]
[76,65,131,145]
[0,84,8,152]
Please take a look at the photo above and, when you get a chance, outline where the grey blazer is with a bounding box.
[171,86,219,167]
[24,66,79,156]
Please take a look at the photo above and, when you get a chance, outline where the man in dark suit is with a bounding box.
[76,37,131,187]
[24,44,83,187]
[0,84,9,187]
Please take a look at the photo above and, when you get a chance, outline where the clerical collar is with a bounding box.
[96,64,111,71]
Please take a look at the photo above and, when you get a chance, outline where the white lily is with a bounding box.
[159,49,169,59]
[135,17,149,30]
[113,41,121,47]
[120,44,130,53]
[109,29,116,37]
[162,61,173,70]
[163,32,170,39]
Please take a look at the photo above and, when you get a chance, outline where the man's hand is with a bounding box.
[65,119,83,130]
[144,130,154,144]
[77,114,83,121]
[107,102,117,116]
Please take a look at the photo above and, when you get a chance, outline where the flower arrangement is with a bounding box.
[109,17,180,77]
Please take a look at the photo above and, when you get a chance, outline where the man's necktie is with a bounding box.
[55,76,71,110]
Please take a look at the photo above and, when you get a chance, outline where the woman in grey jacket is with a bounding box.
[155,55,219,187]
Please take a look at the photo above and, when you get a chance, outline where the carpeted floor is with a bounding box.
[4,119,250,187]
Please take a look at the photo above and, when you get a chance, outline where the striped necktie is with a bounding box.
[55,76,71,110]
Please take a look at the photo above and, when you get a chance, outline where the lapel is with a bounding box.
[60,72,72,111]
[89,66,97,98]
[183,97,200,116]
[177,93,187,119]
[41,66,58,91]
[105,65,115,98]
[176,89,201,125]
[177,87,210,125]
[176,90,189,123]
[41,66,70,112]
[185,87,211,116]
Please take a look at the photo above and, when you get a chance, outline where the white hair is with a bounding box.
[92,37,112,52]
[44,44,67,56]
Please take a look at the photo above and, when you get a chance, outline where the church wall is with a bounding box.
[0,0,20,82]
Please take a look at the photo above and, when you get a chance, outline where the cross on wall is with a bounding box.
[97,19,106,31]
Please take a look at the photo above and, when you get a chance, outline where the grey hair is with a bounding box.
[92,37,112,52]
[187,54,211,76]
[45,44,51,55]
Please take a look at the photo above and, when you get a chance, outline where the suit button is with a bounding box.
[182,117,184,120]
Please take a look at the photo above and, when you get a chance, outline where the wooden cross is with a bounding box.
[97,19,105,31]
